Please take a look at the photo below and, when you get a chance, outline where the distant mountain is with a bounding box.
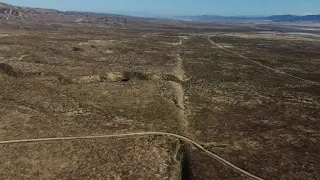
[267,15,296,21]
[175,14,320,22]
[268,14,320,22]
[174,15,265,21]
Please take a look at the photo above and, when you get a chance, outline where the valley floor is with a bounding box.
[0,22,319,179]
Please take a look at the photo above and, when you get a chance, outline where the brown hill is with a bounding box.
[0,1,132,25]
[0,1,187,27]
[0,2,61,20]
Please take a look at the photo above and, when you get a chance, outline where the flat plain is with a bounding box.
[0,18,319,179]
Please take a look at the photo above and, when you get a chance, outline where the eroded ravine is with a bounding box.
[171,37,190,136]
[170,37,193,180]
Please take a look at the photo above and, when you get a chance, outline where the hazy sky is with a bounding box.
[2,0,320,16]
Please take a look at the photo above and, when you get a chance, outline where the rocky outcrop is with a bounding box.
[0,2,62,20]
[0,1,130,24]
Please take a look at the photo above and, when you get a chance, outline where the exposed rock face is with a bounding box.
[0,2,13,8]
[0,1,129,24]
[97,16,129,24]
[0,2,19,17]
[0,8,20,16]
[0,2,61,19]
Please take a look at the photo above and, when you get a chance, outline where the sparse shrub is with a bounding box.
[71,47,84,52]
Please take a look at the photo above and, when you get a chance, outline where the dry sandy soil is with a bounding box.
[0,19,319,180]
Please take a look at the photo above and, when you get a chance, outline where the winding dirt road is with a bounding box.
[0,131,264,180]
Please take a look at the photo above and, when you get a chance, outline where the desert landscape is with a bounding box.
[0,1,319,180]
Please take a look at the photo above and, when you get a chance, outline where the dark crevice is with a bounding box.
[120,78,130,82]
[181,146,193,180]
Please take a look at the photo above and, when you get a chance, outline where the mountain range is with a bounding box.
[0,2,61,19]
[0,1,189,27]
[267,14,320,21]
[175,14,320,22]
[1,1,320,23]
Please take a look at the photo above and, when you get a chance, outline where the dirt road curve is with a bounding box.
[0,131,264,180]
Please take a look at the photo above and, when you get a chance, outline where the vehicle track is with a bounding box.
[208,36,320,86]
[0,131,263,180]
[178,36,183,45]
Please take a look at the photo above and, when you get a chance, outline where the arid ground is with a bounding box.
[0,18,319,180]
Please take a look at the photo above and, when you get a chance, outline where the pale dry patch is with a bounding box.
[75,75,101,84]
[219,32,320,42]
[106,72,125,82]
[0,34,10,37]
[103,50,114,54]
[75,18,84,23]
[166,36,189,46]
[78,40,116,46]
[174,54,186,82]
[18,54,30,61]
